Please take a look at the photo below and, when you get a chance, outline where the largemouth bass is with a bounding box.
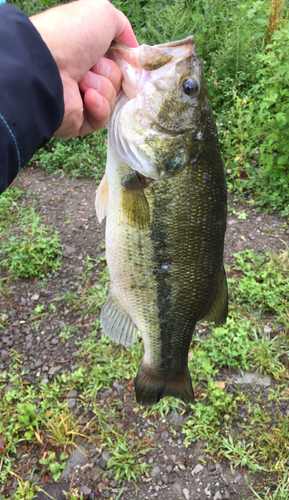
[96,36,228,406]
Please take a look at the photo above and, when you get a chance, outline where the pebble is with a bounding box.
[168,413,184,424]
[113,380,122,390]
[61,446,87,479]
[161,431,169,441]
[263,325,272,334]
[166,465,173,473]
[191,464,204,475]
[48,366,61,375]
[67,389,78,398]
[214,492,222,500]
[220,475,229,486]
[88,466,102,481]
[62,246,76,257]
[170,482,182,496]
[183,488,190,500]
[233,371,271,386]
[81,486,91,495]
[98,451,110,470]
[151,466,160,478]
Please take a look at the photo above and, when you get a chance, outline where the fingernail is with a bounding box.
[96,57,112,77]
[94,91,104,109]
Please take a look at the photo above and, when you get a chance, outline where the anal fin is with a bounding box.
[203,267,228,325]
[100,289,137,347]
[134,362,194,406]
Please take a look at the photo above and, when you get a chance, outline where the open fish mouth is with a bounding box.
[107,36,198,101]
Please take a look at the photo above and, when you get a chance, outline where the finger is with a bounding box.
[91,58,122,95]
[79,72,117,113]
[114,17,139,48]
[79,88,111,135]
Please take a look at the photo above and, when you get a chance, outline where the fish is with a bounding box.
[95,36,228,406]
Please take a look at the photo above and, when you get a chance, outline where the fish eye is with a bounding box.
[182,78,199,97]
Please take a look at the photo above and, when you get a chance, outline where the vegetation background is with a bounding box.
[1,0,289,499]
[7,0,289,215]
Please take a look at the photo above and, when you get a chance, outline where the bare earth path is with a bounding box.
[1,166,288,500]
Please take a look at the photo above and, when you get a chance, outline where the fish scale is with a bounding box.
[96,36,228,405]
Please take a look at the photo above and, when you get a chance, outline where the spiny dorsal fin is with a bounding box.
[95,174,108,223]
[100,289,137,347]
[203,267,228,325]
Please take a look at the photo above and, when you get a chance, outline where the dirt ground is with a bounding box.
[1,166,289,500]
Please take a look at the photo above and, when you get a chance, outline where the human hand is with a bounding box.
[30,0,138,139]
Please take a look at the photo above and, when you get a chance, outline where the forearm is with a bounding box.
[0,4,64,195]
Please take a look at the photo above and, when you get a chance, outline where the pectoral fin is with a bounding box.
[121,172,150,229]
[203,268,228,325]
[95,174,109,223]
[100,289,137,347]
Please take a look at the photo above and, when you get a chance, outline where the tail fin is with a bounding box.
[134,362,194,406]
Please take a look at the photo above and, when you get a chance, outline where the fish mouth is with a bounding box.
[108,36,196,71]
[107,36,198,100]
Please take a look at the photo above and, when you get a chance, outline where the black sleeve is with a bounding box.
[0,4,64,195]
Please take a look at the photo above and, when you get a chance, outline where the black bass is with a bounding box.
[95,36,228,406]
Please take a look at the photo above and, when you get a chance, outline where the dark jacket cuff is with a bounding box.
[0,4,64,194]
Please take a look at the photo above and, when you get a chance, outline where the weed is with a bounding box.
[0,215,62,279]
[33,131,107,182]
[0,186,23,232]
[39,451,67,482]
[106,434,151,483]
[247,473,289,499]
[43,408,81,448]
[59,325,78,343]
[218,433,265,472]
[11,479,36,500]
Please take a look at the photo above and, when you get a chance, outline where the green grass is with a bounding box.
[1,246,289,497]
[0,188,63,281]
[0,186,24,233]
[0,215,62,280]
[247,473,289,499]
[32,131,107,182]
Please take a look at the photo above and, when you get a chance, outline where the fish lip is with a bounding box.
[109,35,195,52]
[107,35,197,73]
